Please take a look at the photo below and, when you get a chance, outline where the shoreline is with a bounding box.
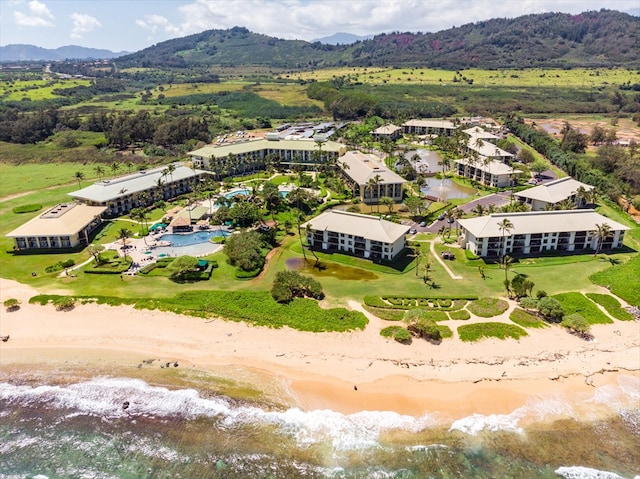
[1,278,639,419]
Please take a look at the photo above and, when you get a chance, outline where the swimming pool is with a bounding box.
[225,189,250,199]
[159,230,229,247]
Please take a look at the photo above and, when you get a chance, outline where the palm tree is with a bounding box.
[111,161,120,177]
[74,171,85,188]
[94,165,105,180]
[117,228,132,259]
[501,254,514,282]
[497,218,514,258]
[473,204,486,217]
[380,196,395,215]
[591,223,612,256]
[372,174,383,212]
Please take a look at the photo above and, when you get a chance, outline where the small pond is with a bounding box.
[285,258,378,281]
[421,178,476,200]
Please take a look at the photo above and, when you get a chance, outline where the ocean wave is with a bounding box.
[0,378,438,452]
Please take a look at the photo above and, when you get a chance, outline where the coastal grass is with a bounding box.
[467,298,509,318]
[552,292,613,325]
[362,305,405,321]
[30,290,368,332]
[509,308,549,329]
[584,293,634,321]
[380,325,411,343]
[458,322,528,342]
[590,254,640,307]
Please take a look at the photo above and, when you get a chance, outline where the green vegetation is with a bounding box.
[380,326,412,344]
[449,310,471,320]
[30,291,367,332]
[404,309,443,342]
[590,255,640,307]
[509,308,548,329]
[458,323,528,342]
[585,293,634,321]
[271,270,323,303]
[12,204,42,214]
[467,298,510,317]
[561,313,591,336]
[3,298,20,312]
[553,292,613,325]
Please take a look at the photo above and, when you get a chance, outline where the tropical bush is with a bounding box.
[271,270,324,303]
[467,298,509,317]
[509,308,548,328]
[381,326,412,344]
[12,203,42,214]
[553,292,613,325]
[458,322,528,342]
[3,298,20,312]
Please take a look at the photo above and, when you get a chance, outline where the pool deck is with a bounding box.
[107,229,225,274]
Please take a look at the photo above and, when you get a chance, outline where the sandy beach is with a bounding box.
[1,278,638,419]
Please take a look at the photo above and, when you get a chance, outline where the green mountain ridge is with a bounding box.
[116,10,640,70]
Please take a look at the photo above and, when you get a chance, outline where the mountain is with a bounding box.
[312,32,374,45]
[0,44,129,62]
[116,10,639,70]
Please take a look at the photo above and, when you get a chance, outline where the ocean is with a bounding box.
[1,370,638,479]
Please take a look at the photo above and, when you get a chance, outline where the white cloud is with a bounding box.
[135,14,181,36]
[70,13,101,39]
[14,0,54,27]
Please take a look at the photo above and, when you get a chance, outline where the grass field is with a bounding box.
[0,78,91,101]
[295,67,638,88]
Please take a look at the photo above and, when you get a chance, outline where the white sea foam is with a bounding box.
[0,378,438,452]
[449,412,523,435]
[555,466,628,479]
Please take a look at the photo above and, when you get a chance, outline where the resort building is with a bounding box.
[6,203,106,251]
[337,151,406,203]
[188,138,346,176]
[69,164,207,216]
[402,119,456,137]
[372,124,402,141]
[464,127,513,162]
[514,177,595,211]
[302,210,410,261]
[454,158,522,188]
[458,210,629,258]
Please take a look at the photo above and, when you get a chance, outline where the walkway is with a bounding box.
[430,239,463,280]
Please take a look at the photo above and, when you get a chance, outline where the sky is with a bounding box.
[1,0,638,52]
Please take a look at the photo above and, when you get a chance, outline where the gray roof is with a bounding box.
[188,138,345,158]
[514,177,594,203]
[373,124,402,135]
[458,210,629,238]
[338,151,406,185]
[403,119,456,129]
[69,165,206,203]
[455,158,522,176]
[464,126,499,141]
[302,210,410,243]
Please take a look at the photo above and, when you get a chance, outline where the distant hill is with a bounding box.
[312,32,374,45]
[0,44,129,62]
[115,10,639,70]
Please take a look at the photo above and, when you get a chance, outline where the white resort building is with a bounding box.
[514,177,595,211]
[188,138,346,176]
[302,210,410,261]
[458,210,629,258]
[454,158,522,188]
[69,164,207,216]
[6,203,106,251]
[337,151,406,203]
[402,119,456,137]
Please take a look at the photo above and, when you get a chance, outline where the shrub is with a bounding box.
[53,297,76,311]
[458,322,528,342]
[509,308,547,328]
[519,297,539,310]
[4,298,20,312]
[271,270,324,303]
[363,296,388,308]
[381,326,411,344]
[536,290,548,299]
[561,313,591,335]
[12,204,42,214]
[449,309,470,320]
[362,305,405,321]
[468,298,509,317]
[537,296,565,322]
[404,309,442,341]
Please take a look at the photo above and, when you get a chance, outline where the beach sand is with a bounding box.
[1,278,638,419]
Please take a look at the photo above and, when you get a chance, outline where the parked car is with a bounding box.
[447,217,455,224]
[437,213,445,221]
[409,228,417,234]
[419,221,427,227]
